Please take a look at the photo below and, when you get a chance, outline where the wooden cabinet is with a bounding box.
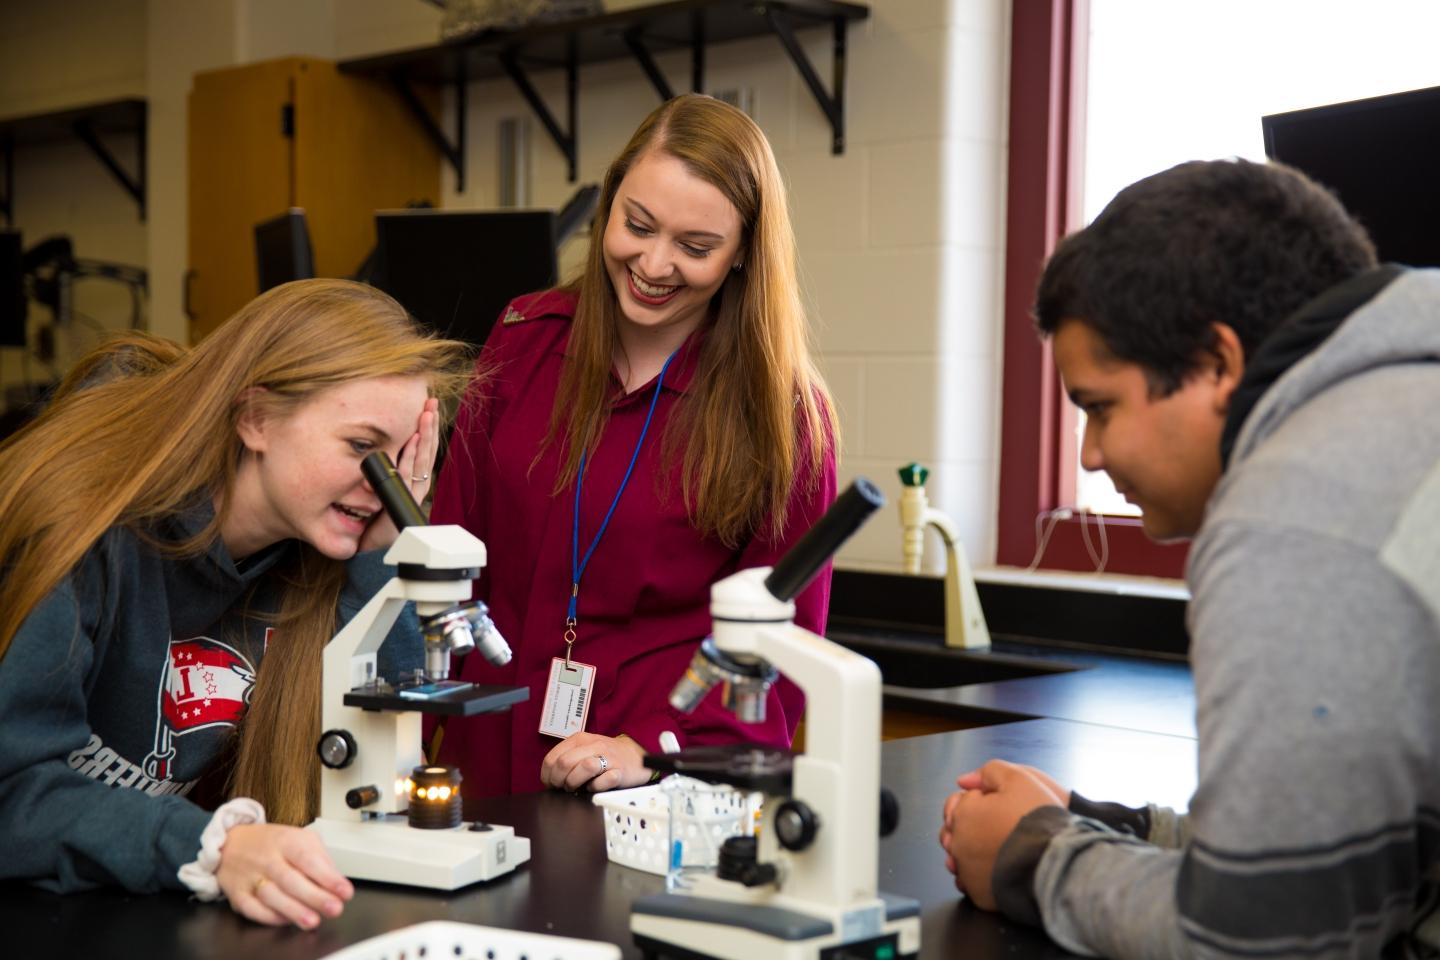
[187,57,440,341]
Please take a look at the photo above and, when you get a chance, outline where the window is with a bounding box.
[1075,0,1440,515]
[998,0,1440,577]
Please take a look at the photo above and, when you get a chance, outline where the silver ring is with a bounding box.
[411,473,430,482]
[595,754,608,772]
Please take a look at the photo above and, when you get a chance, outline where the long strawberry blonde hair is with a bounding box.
[0,279,472,825]
[551,94,837,547]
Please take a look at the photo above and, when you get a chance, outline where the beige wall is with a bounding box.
[0,0,149,397]
[2,0,1011,574]
[427,0,1011,571]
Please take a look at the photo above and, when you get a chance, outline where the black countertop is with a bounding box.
[832,629,1196,741]
[0,580,1199,960]
[0,717,1197,960]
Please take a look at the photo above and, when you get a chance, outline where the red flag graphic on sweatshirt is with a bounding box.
[145,636,258,781]
[161,637,256,730]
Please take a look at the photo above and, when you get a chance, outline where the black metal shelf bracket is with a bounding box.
[766,9,850,154]
[500,39,579,182]
[390,58,468,193]
[72,117,147,220]
[624,27,676,101]
[691,10,706,94]
[624,8,709,103]
[341,2,867,186]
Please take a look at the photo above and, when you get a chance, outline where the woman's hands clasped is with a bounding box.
[216,822,354,929]
[541,732,652,792]
[360,397,440,554]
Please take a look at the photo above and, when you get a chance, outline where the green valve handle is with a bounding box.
[898,462,929,487]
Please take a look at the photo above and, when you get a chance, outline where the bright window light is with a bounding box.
[1076,0,1440,515]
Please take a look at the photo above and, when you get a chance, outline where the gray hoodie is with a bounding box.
[994,268,1440,958]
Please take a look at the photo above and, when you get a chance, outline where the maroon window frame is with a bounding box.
[994,0,1189,578]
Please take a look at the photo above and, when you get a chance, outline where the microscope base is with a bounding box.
[307,816,529,890]
[631,891,919,960]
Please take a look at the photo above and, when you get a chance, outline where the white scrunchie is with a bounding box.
[177,797,266,901]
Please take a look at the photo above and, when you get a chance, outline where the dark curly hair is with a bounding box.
[1034,159,1377,394]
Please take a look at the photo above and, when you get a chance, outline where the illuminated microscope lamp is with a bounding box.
[407,765,464,830]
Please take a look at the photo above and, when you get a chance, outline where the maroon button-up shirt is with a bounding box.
[430,290,837,796]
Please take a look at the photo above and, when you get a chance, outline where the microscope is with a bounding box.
[631,480,921,960]
[898,462,990,650]
[305,452,531,890]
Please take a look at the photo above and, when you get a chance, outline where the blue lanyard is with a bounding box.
[565,349,678,663]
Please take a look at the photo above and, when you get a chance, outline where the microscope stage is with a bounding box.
[343,682,529,716]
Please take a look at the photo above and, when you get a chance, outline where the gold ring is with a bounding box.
[252,876,270,897]
[411,473,430,482]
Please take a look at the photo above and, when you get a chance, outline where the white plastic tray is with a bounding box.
[320,920,621,960]
[592,776,753,875]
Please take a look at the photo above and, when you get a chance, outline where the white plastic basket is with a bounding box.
[591,776,754,875]
[320,921,620,960]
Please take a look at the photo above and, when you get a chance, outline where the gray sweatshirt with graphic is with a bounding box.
[992,268,1440,957]
[0,506,421,894]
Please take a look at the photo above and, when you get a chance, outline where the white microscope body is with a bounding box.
[632,481,920,960]
[305,454,530,890]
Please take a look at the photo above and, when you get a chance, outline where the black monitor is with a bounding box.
[373,208,559,347]
[1263,85,1440,267]
[255,208,315,293]
[0,230,23,347]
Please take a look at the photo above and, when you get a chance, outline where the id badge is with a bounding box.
[538,657,597,739]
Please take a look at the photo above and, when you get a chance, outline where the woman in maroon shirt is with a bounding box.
[430,94,838,796]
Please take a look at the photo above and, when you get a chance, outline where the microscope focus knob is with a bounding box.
[317,729,357,770]
[774,799,820,851]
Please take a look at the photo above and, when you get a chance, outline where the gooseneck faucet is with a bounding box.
[898,462,990,649]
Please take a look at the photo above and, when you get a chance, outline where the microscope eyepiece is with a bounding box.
[764,478,884,602]
[361,451,429,530]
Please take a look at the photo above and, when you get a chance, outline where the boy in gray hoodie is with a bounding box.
[940,159,1440,958]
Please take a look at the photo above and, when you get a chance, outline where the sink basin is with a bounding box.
[831,634,1078,689]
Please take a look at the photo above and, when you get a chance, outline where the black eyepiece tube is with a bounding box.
[361,451,428,531]
[763,477,885,602]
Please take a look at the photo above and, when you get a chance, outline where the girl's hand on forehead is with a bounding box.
[359,397,440,554]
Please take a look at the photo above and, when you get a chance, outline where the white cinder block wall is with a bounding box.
[4,0,1011,575]
[343,0,1012,573]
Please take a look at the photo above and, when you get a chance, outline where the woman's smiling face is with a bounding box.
[602,149,744,342]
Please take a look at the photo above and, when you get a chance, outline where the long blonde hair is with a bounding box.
[0,279,472,825]
[551,94,837,547]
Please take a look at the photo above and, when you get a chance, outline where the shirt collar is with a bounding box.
[553,323,707,401]
[154,499,291,584]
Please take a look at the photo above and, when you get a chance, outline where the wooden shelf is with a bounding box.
[339,0,869,185]
[0,98,146,222]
